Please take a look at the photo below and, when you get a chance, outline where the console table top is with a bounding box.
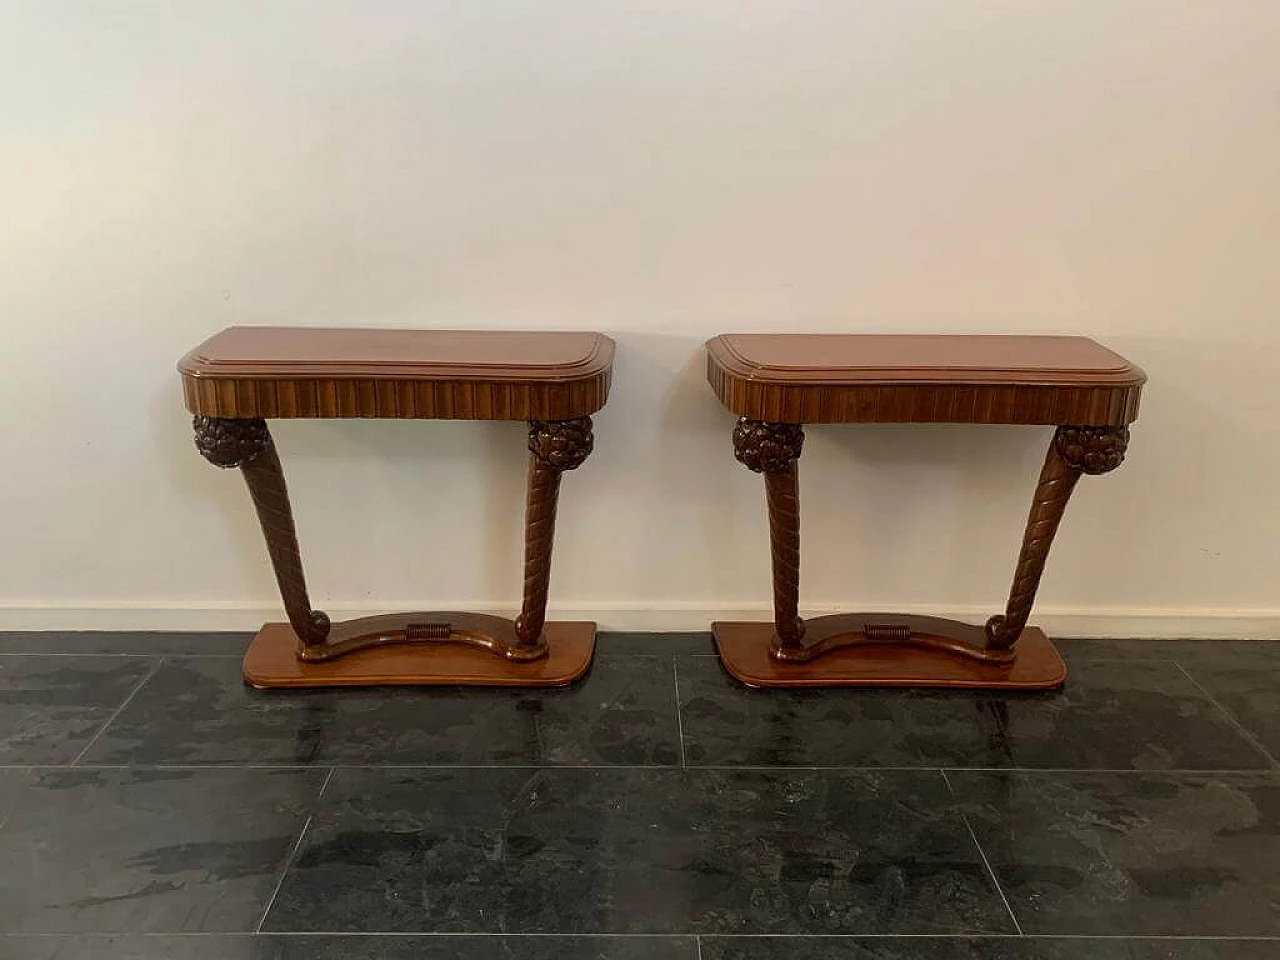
[180,327,614,421]
[706,334,1144,426]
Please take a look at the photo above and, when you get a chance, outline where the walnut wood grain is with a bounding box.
[181,328,615,421]
[763,467,805,652]
[244,620,597,688]
[296,612,544,664]
[985,425,1130,649]
[193,416,331,648]
[514,417,595,648]
[765,613,1017,665]
[732,419,806,651]
[708,333,1143,689]
[707,334,1144,426]
[182,329,613,686]
[713,619,1065,689]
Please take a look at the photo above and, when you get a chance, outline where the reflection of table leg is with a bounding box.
[193,416,331,649]
[986,425,1130,650]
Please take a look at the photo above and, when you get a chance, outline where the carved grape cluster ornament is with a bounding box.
[733,418,805,473]
[1055,425,1129,475]
[528,417,594,472]
[193,416,271,468]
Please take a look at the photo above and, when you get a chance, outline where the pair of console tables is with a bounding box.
[180,327,1143,691]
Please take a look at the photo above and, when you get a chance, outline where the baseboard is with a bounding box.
[0,599,1277,639]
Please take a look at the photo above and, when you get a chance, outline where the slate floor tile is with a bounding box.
[595,632,714,658]
[0,766,30,828]
[0,656,154,763]
[699,938,1280,959]
[81,656,681,767]
[264,767,1012,935]
[0,934,697,959]
[677,656,1269,770]
[1055,639,1280,667]
[8,938,1274,960]
[0,632,250,656]
[1179,663,1280,761]
[0,768,325,933]
[948,771,1280,936]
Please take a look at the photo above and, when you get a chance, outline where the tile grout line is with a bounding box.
[257,815,314,933]
[3,763,1278,774]
[3,933,1280,941]
[70,658,165,766]
[0,776,23,833]
[672,655,688,767]
[696,933,704,958]
[0,652,243,658]
[254,767,333,933]
[1174,662,1280,769]
[939,769,1024,937]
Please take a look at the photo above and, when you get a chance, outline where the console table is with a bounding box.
[180,327,614,688]
[706,334,1145,689]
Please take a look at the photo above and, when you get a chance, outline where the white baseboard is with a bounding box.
[0,599,1277,639]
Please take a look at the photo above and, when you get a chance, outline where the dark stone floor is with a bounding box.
[0,631,1277,958]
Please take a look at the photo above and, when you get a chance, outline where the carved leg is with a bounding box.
[193,416,331,648]
[515,417,595,651]
[986,425,1130,650]
[733,418,806,657]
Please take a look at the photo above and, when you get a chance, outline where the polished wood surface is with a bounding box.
[183,327,611,688]
[713,620,1065,690]
[985,425,1128,649]
[244,620,596,688]
[288,612,549,664]
[751,613,1018,665]
[181,327,614,420]
[709,332,1142,690]
[707,333,1144,425]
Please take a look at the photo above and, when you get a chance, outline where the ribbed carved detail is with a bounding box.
[1056,425,1130,475]
[985,434,1085,650]
[765,463,806,648]
[733,418,804,474]
[987,424,1133,650]
[193,416,270,469]
[706,340,1145,427]
[216,425,330,647]
[515,457,563,648]
[528,417,594,472]
[516,417,594,647]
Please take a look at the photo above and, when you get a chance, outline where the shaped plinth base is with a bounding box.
[243,615,596,689]
[712,614,1065,690]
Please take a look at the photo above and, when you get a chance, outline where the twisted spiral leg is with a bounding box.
[514,456,562,651]
[240,446,331,646]
[765,463,805,653]
[514,417,593,651]
[985,436,1083,650]
[193,417,330,648]
[732,419,807,655]
[987,424,1131,650]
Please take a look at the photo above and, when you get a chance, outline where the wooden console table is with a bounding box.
[180,327,614,688]
[706,334,1145,689]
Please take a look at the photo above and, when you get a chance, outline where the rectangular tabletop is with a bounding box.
[707,334,1144,425]
[180,327,614,421]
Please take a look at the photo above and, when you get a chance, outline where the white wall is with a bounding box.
[2,2,1277,637]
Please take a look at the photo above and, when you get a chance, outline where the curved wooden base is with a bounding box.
[244,620,596,689]
[712,615,1065,690]
[769,613,1018,665]
[294,611,547,663]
